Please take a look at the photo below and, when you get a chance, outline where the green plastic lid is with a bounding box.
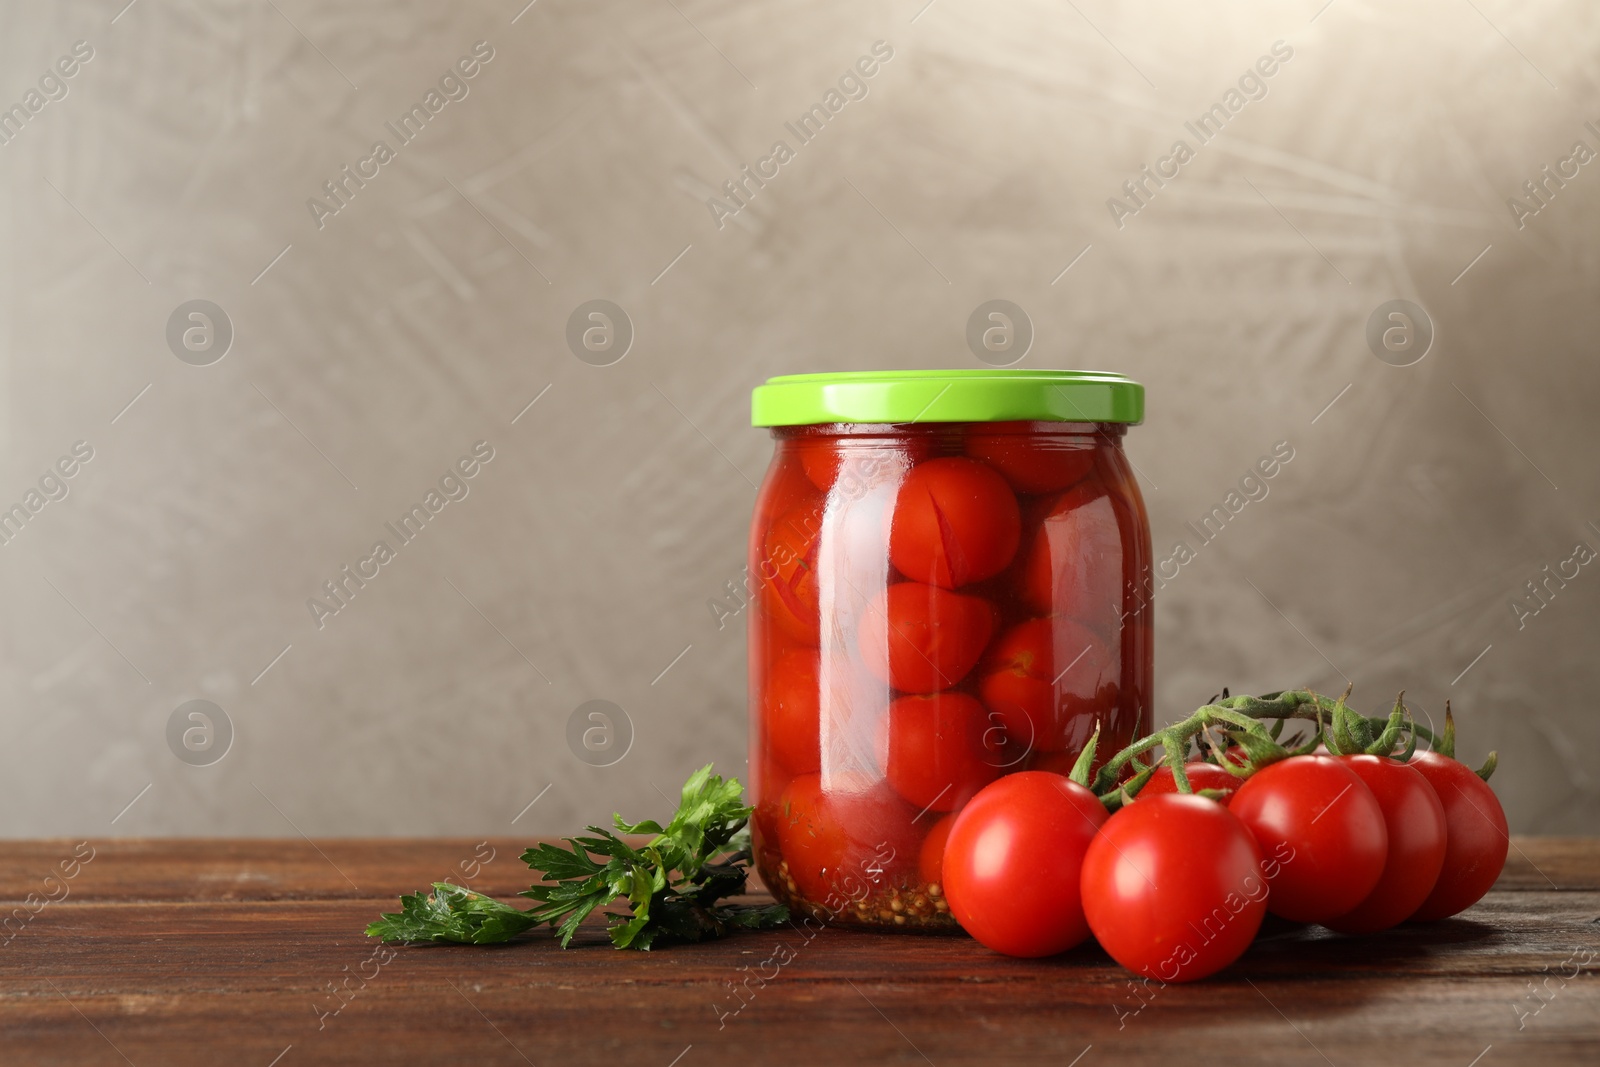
[751,369,1144,427]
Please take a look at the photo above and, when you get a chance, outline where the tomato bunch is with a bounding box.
[749,424,1152,927]
[745,423,1511,983]
[938,691,1508,982]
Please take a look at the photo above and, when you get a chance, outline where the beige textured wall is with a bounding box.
[2,0,1596,839]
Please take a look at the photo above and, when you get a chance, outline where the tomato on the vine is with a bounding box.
[1081,794,1267,982]
[889,457,1021,588]
[1228,755,1388,923]
[858,582,997,693]
[1323,755,1448,934]
[942,772,1107,957]
[885,692,1001,811]
[1407,751,1509,921]
[978,617,1114,753]
[1139,762,1242,801]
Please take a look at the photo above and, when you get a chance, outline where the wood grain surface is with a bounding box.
[2,837,1597,1066]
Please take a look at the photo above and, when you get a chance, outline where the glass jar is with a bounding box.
[747,370,1151,929]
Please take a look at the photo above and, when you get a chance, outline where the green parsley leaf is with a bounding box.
[364,882,541,944]
[366,765,788,950]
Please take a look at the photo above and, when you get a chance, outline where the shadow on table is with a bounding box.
[1240,914,1502,974]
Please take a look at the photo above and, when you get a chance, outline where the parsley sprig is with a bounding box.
[365,765,788,950]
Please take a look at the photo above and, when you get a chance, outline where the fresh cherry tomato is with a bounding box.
[858,582,996,693]
[918,813,955,885]
[778,774,919,905]
[1407,750,1509,921]
[1019,480,1124,619]
[760,505,824,644]
[964,425,1095,495]
[1322,755,1448,934]
[885,692,1001,811]
[977,617,1115,753]
[889,457,1021,588]
[1081,794,1267,982]
[1228,755,1388,923]
[1139,762,1242,801]
[764,649,821,775]
[942,772,1107,957]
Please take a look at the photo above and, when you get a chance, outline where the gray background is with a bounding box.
[1,0,1595,839]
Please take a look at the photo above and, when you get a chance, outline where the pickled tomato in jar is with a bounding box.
[747,371,1151,928]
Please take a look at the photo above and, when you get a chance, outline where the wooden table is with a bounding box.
[3,838,1596,1066]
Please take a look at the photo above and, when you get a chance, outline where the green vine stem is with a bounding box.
[1088,688,1451,807]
